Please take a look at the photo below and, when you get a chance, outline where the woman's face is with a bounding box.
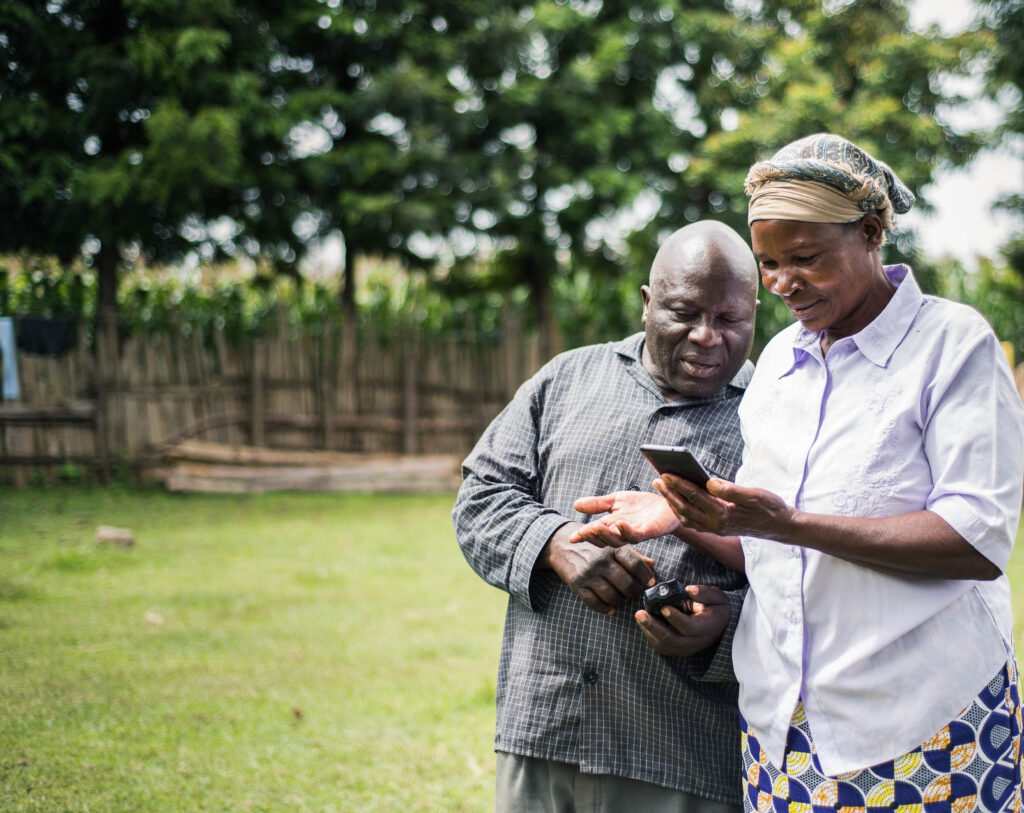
[750,217,888,339]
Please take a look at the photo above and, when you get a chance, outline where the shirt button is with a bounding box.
[627,485,641,491]
[583,670,599,685]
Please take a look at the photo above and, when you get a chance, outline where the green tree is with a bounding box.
[421,0,992,355]
[450,1,764,355]
[979,0,1024,289]
[294,1,506,320]
[939,254,1024,356]
[0,0,332,329]
[0,0,338,477]
[659,0,991,349]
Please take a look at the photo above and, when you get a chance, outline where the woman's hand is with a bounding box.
[658,475,1001,580]
[569,490,680,548]
[656,474,794,538]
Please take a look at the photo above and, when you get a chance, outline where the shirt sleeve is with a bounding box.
[452,375,571,611]
[924,330,1024,572]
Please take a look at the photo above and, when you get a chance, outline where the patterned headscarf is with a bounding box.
[745,133,915,231]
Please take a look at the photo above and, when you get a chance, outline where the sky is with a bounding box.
[903,0,1023,268]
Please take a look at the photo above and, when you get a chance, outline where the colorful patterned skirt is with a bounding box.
[741,659,1023,813]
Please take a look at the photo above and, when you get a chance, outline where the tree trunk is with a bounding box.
[341,243,357,324]
[340,242,360,446]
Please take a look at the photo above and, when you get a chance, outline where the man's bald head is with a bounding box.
[641,221,759,400]
[649,221,759,299]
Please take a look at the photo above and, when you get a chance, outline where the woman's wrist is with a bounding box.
[771,505,804,546]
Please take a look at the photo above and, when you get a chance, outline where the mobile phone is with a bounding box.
[643,579,694,617]
[639,444,712,488]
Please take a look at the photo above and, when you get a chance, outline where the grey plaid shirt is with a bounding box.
[453,333,750,804]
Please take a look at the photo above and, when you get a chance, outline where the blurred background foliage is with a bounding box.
[0,0,1021,360]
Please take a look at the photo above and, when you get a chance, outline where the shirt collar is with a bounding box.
[615,331,753,395]
[786,264,922,370]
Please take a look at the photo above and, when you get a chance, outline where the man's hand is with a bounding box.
[539,523,657,615]
[634,584,730,656]
[570,490,680,547]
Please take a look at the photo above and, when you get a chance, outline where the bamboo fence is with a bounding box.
[6,313,1023,490]
[0,309,547,487]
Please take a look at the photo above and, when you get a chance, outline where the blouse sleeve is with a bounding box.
[923,328,1024,571]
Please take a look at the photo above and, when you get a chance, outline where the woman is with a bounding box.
[572,133,1024,812]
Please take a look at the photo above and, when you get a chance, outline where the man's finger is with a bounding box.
[616,522,641,543]
[576,586,616,615]
[586,524,630,548]
[612,546,657,587]
[568,524,596,543]
[585,575,634,607]
[684,583,730,607]
[596,562,647,599]
[573,494,617,515]
[658,604,699,634]
[660,602,728,640]
[635,609,671,642]
[569,521,621,545]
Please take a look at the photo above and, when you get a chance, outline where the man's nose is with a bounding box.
[689,317,722,346]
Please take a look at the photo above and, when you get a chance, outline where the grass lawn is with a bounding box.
[4,488,1024,812]
[0,488,506,812]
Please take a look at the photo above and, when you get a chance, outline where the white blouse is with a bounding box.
[733,265,1024,775]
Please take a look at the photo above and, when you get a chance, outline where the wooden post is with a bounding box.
[402,330,418,454]
[93,304,115,484]
[250,338,265,447]
[318,322,335,451]
[337,315,358,450]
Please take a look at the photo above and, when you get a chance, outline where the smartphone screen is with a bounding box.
[639,444,712,488]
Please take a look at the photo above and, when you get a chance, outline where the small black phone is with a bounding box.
[639,444,713,488]
[643,579,694,617]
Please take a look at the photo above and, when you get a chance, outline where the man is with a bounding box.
[452,220,759,812]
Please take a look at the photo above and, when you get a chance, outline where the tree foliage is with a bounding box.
[978,0,1024,283]
[0,0,1010,355]
[0,0,331,320]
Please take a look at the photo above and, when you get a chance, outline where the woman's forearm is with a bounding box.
[775,509,999,580]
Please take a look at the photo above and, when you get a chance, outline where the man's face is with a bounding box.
[641,250,757,400]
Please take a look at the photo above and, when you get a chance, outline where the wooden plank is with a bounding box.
[0,402,96,423]
[166,439,454,467]
[163,454,462,494]
[0,454,97,465]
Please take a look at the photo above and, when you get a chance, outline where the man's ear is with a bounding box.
[641,285,652,323]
